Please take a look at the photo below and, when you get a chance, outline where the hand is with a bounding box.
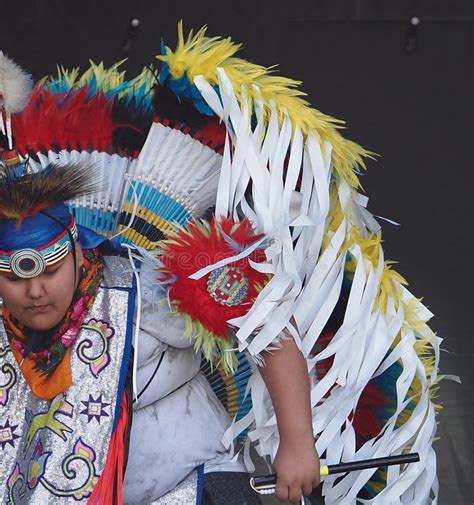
[272,438,320,504]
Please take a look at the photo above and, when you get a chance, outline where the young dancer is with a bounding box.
[0,25,439,504]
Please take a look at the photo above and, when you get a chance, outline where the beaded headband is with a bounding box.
[0,218,78,279]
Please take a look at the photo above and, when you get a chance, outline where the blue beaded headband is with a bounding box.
[0,219,78,279]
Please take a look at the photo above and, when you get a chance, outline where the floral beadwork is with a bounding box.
[6,464,26,504]
[39,438,99,500]
[27,440,51,490]
[0,347,16,407]
[76,319,115,378]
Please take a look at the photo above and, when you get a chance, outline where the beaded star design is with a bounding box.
[79,394,110,424]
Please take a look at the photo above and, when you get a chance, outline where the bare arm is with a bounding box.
[259,335,320,504]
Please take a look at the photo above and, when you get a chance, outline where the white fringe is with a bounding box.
[195,69,439,504]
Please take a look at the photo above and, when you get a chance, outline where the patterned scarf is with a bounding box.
[3,249,104,378]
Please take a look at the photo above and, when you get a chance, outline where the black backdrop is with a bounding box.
[1,1,473,503]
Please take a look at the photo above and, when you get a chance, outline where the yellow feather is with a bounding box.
[157,23,374,190]
[50,59,157,99]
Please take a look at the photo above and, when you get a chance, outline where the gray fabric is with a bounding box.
[203,472,262,505]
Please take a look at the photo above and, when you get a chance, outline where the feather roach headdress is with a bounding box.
[0,163,104,279]
[0,163,97,221]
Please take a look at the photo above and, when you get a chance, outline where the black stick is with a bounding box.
[251,453,420,490]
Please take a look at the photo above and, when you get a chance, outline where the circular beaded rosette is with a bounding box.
[10,249,46,278]
[207,266,249,306]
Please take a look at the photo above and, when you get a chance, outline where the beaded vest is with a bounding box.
[0,256,135,504]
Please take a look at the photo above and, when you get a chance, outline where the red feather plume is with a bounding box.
[12,84,117,155]
[159,218,269,339]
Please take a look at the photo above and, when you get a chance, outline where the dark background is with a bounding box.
[1,1,472,503]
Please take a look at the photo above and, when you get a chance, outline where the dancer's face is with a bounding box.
[0,245,84,331]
